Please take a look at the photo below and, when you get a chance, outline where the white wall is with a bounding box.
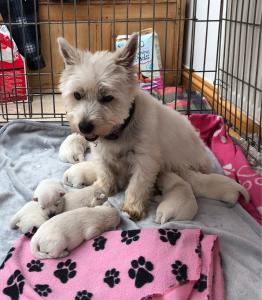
[183,0,222,82]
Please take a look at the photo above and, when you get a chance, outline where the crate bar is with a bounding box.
[187,0,197,115]
[162,0,169,105]
[47,1,56,117]
[212,0,224,114]
[243,0,259,138]
[250,7,261,150]
[200,0,210,112]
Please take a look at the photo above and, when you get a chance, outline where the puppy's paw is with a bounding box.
[91,192,108,206]
[155,211,168,225]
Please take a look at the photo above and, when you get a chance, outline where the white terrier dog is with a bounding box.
[33,178,65,218]
[10,201,48,233]
[30,205,120,259]
[57,35,249,221]
[59,132,89,164]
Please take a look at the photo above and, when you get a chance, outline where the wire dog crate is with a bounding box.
[0,0,261,157]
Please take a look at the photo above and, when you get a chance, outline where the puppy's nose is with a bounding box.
[78,121,94,134]
[48,212,56,218]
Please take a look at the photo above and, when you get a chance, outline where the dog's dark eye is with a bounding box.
[101,95,114,103]
[74,92,82,100]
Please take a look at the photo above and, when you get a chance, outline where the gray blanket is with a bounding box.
[0,120,261,300]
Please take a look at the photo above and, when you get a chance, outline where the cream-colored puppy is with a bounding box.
[63,161,97,188]
[63,187,107,211]
[33,178,66,218]
[30,206,120,259]
[59,132,89,164]
[10,201,48,233]
[185,170,250,205]
[155,172,198,224]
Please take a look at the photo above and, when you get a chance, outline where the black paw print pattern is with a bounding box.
[195,243,202,258]
[159,229,181,246]
[104,268,120,288]
[0,247,15,270]
[92,236,107,251]
[24,227,37,238]
[121,230,141,245]
[34,284,52,297]
[194,273,207,292]
[128,256,154,288]
[27,260,44,272]
[3,269,25,300]
[53,259,77,283]
[171,260,188,284]
[75,290,93,300]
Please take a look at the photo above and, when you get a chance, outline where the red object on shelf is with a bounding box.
[0,25,27,102]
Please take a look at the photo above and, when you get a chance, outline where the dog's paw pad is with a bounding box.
[75,290,93,300]
[121,230,141,245]
[159,229,181,245]
[92,236,107,251]
[27,259,44,272]
[3,269,25,299]
[104,268,121,288]
[128,256,154,288]
[54,259,77,283]
[34,284,52,297]
[171,260,188,284]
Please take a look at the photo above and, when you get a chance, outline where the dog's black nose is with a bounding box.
[48,212,56,218]
[79,121,94,134]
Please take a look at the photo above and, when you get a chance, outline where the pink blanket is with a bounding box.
[189,114,262,224]
[0,228,223,300]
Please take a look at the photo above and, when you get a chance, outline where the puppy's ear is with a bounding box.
[59,192,65,197]
[57,37,81,66]
[116,34,138,68]
[33,197,38,202]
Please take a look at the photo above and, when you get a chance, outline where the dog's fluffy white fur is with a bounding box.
[57,35,249,221]
[155,172,198,224]
[63,161,97,188]
[59,132,89,163]
[33,178,66,217]
[30,206,120,259]
[10,201,48,233]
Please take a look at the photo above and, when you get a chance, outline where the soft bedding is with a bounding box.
[0,119,261,299]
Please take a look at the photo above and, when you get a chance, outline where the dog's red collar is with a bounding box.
[104,100,136,141]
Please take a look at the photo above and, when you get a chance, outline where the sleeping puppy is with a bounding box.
[155,172,198,224]
[33,178,66,218]
[63,161,97,188]
[59,132,89,164]
[185,170,250,205]
[10,201,48,233]
[30,205,120,259]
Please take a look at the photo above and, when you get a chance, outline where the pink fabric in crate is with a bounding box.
[189,114,262,224]
[0,228,224,300]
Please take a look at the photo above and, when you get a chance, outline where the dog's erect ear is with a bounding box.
[33,197,38,202]
[116,34,138,68]
[57,37,80,65]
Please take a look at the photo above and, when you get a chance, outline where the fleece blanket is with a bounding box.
[0,228,223,300]
[0,118,261,300]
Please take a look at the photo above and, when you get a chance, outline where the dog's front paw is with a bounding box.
[122,198,146,221]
